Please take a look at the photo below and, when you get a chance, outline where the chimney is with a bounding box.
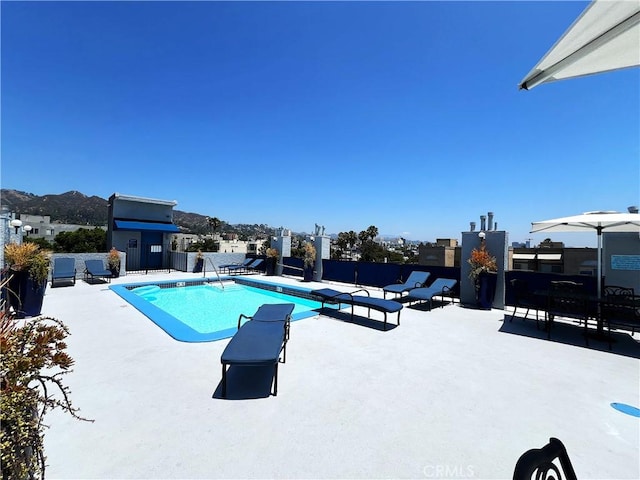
[628,206,639,214]
[487,212,494,231]
[494,222,498,231]
[480,215,486,231]
[470,222,476,232]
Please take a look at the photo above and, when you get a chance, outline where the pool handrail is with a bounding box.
[204,257,224,290]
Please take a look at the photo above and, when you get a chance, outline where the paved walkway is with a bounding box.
[41,272,639,479]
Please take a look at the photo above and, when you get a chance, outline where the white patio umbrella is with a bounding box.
[519,0,640,90]
[530,211,640,298]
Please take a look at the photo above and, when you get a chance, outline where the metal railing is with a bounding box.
[204,257,224,290]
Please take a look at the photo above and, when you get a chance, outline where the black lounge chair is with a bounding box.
[51,257,76,286]
[405,278,458,310]
[220,303,294,398]
[84,259,113,284]
[513,437,577,480]
[382,271,430,299]
[311,288,402,330]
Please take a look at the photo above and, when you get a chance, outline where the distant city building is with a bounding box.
[7,213,106,243]
[418,239,460,267]
[511,247,597,275]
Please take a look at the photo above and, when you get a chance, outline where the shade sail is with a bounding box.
[114,220,180,232]
[531,211,640,297]
[519,0,640,90]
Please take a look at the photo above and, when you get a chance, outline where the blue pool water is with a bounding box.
[110,280,323,342]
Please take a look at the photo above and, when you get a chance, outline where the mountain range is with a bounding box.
[0,189,272,237]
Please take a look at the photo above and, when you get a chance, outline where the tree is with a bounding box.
[207,217,221,236]
[334,231,359,260]
[53,228,106,253]
[186,238,219,252]
[23,237,52,251]
[358,225,384,262]
[365,225,379,241]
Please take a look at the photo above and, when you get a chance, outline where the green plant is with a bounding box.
[0,277,92,479]
[303,242,316,268]
[4,243,51,284]
[107,247,121,270]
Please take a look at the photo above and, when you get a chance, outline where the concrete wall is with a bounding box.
[186,252,247,273]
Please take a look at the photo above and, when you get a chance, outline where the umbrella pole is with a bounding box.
[597,229,602,300]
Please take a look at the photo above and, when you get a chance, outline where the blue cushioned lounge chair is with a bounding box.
[219,258,253,273]
[311,288,402,330]
[246,258,264,273]
[51,257,76,287]
[383,271,431,299]
[405,278,458,310]
[221,303,294,398]
[227,258,263,275]
[84,259,113,284]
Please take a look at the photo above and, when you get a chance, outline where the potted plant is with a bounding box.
[265,248,278,276]
[0,281,93,479]
[192,250,204,273]
[467,238,498,309]
[302,242,316,282]
[107,247,121,278]
[4,242,50,318]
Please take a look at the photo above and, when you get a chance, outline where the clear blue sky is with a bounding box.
[2,1,638,247]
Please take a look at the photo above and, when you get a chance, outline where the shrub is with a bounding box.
[0,277,92,479]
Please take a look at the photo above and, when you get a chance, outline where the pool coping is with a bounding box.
[109,277,325,342]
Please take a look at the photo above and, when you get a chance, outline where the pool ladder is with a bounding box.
[203,257,224,290]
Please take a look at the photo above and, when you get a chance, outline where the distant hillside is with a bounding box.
[0,189,272,237]
[1,190,107,225]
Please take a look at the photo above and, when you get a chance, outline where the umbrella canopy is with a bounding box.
[531,211,640,297]
[519,0,640,90]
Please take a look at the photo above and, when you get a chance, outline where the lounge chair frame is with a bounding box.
[219,258,253,274]
[383,271,430,299]
[221,304,294,398]
[51,257,76,287]
[405,278,458,310]
[312,288,402,330]
[84,259,113,284]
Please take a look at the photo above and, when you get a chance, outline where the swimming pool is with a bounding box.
[110,279,324,342]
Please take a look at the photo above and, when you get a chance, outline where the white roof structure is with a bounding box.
[519,0,640,90]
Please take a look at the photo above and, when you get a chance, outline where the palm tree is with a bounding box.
[207,217,221,237]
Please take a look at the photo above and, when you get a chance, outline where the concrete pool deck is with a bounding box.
[41,271,639,479]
